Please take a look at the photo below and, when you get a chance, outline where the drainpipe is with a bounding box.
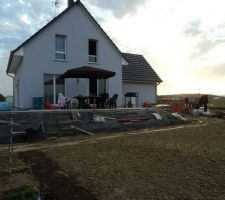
[156,82,161,104]
[6,73,15,108]
[53,76,56,104]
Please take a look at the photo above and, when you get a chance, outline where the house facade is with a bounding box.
[6,0,162,109]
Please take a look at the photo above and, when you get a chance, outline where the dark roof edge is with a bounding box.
[7,0,128,73]
[123,79,163,84]
[122,52,143,56]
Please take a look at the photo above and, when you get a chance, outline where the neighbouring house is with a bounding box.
[6,0,162,109]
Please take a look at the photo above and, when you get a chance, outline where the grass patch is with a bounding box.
[0,149,25,172]
[209,98,225,106]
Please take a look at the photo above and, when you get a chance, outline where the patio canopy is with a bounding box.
[61,66,116,79]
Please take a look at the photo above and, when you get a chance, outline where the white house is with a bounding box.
[6,0,162,109]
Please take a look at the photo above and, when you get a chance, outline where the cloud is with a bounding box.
[184,19,225,60]
[0,22,21,33]
[84,0,148,17]
[18,0,25,4]
[0,0,57,95]
[20,14,31,25]
[205,63,225,77]
[184,19,202,36]
[0,1,55,48]
[190,38,221,60]
[0,0,225,96]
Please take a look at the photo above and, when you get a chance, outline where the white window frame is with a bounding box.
[88,39,98,63]
[55,34,67,61]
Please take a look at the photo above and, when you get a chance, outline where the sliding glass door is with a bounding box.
[44,74,65,104]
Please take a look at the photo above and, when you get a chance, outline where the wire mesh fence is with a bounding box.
[0,139,25,176]
[0,112,24,175]
[0,143,11,174]
[0,146,9,172]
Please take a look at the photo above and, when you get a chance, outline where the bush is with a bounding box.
[4,186,39,200]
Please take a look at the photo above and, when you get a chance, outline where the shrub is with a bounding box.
[4,186,39,200]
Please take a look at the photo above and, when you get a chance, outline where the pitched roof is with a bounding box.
[7,0,127,73]
[122,53,162,83]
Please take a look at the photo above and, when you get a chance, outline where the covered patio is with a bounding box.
[60,66,116,109]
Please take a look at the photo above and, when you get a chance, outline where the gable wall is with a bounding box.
[15,5,123,108]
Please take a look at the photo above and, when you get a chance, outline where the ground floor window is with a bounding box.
[44,74,65,104]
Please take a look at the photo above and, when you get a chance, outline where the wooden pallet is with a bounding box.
[56,116,94,135]
[117,115,149,123]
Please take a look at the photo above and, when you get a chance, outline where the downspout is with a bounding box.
[6,73,15,108]
[156,82,161,104]
[53,76,56,104]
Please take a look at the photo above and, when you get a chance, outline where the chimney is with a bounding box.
[68,0,74,8]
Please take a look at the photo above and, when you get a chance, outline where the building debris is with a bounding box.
[0,108,192,143]
[171,113,188,122]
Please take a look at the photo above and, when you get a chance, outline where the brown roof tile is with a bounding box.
[122,53,162,83]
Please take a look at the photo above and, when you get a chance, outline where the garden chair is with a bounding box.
[109,94,118,108]
[99,93,109,108]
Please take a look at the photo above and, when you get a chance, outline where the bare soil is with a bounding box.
[15,118,225,199]
[19,151,97,200]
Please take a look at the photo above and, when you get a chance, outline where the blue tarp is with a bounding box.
[0,102,12,111]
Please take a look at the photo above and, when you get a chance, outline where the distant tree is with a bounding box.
[0,93,5,102]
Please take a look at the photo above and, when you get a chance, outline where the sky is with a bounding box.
[0,0,225,96]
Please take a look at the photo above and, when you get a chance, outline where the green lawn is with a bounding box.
[209,98,225,106]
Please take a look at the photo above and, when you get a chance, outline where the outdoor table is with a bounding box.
[74,96,101,109]
[74,96,89,108]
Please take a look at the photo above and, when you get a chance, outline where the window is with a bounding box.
[55,35,66,60]
[88,39,98,63]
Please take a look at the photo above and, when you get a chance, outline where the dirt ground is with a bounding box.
[10,118,225,199]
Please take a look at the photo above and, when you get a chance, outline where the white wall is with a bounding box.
[13,60,24,108]
[122,82,157,107]
[14,4,123,108]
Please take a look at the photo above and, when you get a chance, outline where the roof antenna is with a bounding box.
[52,0,60,17]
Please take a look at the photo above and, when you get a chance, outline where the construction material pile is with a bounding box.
[0,108,189,143]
